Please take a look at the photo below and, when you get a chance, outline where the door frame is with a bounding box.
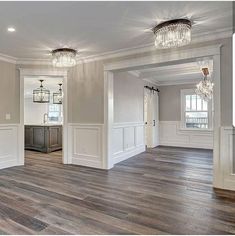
[19,68,70,165]
[103,44,222,188]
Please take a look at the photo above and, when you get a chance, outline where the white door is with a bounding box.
[144,89,159,148]
[151,91,159,147]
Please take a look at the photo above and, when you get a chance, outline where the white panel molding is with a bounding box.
[68,123,104,169]
[159,121,213,149]
[112,122,145,164]
[0,124,21,170]
[220,126,235,191]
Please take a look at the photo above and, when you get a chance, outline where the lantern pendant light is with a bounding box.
[53,83,63,104]
[33,80,50,103]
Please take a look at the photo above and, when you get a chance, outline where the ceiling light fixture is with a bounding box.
[33,80,50,103]
[7,27,16,32]
[153,19,191,49]
[195,67,214,101]
[51,48,77,67]
[53,83,63,104]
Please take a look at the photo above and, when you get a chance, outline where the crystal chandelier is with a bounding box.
[195,67,214,101]
[51,48,77,67]
[33,80,50,103]
[53,83,63,104]
[153,19,191,49]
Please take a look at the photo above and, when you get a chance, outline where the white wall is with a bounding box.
[24,97,48,124]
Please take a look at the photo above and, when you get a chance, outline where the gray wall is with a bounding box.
[0,37,232,127]
[113,71,144,123]
[0,61,19,123]
[159,84,195,121]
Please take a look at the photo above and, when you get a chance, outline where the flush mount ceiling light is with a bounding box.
[51,48,77,67]
[53,83,63,104]
[33,80,50,103]
[195,67,214,102]
[153,19,192,49]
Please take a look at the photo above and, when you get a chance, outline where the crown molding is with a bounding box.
[0,27,231,65]
[128,71,140,77]
[0,53,17,64]
[143,77,200,87]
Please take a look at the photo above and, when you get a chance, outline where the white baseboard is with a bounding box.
[113,122,145,164]
[159,121,213,149]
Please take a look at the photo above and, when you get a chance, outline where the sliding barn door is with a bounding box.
[144,89,159,148]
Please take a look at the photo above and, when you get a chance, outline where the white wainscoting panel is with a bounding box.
[0,124,20,169]
[68,124,104,169]
[159,121,213,149]
[220,126,235,191]
[113,122,145,164]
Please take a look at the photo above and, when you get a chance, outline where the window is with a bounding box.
[181,89,213,130]
[48,104,62,122]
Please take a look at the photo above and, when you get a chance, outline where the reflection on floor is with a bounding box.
[0,147,235,234]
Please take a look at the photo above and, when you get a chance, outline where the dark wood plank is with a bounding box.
[0,147,235,234]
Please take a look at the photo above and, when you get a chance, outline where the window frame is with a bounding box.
[181,89,213,131]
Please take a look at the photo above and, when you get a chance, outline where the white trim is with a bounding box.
[0,53,17,64]
[68,123,104,169]
[220,126,235,190]
[104,44,221,71]
[0,124,21,169]
[146,78,201,87]
[113,122,145,164]
[180,88,213,130]
[159,121,213,149]
[233,33,235,127]
[19,68,70,165]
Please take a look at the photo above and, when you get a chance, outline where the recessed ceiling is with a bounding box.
[0,1,232,59]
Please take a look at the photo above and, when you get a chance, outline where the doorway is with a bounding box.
[19,69,69,165]
[104,44,221,189]
[144,86,159,148]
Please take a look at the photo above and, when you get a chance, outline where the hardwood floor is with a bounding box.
[0,147,235,234]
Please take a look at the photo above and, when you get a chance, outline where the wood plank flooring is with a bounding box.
[0,147,235,234]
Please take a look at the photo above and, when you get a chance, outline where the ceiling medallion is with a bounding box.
[195,67,214,101]
[51,48,77,67]
[153,19,192,49]
[33,80,50,103]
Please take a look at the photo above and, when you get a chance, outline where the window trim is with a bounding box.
[180,89,213,131]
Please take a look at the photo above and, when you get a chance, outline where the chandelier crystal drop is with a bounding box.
[195,65,214,102]
[51,48,77,67]
[153,19,191,49]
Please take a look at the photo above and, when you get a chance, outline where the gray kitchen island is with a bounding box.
[25,124,62,153]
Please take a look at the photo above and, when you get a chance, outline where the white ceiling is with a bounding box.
[0,1,232,59]
[24,76,63,98]
[130,59,213,86]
